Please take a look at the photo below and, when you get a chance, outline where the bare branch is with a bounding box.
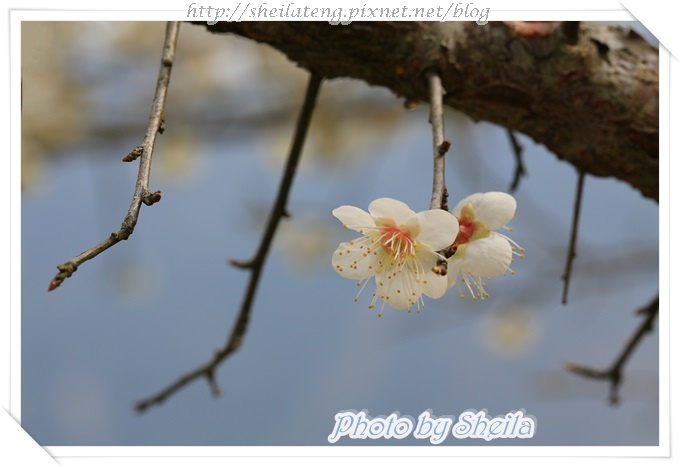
[135,73,324,413]
[426,70,453,278]
[48,21,180,292]
[561,169,586,304]
[565,294,659,404]
[426,70,449,211]
[506,130,526,193]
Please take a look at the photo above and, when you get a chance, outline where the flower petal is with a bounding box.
[368,198,416,226]
[419,269,449,299]
[453,233,512,278]
[332,240,377,280]
[375,269,419,310]
[332,205,375,233]
[453,192,516,230]
[446,260,461,288]
[411,248,449,298]
[415,209,459,250]
[452,193,481,217]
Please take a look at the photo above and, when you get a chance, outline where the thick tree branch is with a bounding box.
[198,21,658,202]
[135,73,323,412]
[48,21,180,291]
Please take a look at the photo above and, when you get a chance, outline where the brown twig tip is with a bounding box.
[122,145,144,162]
[206,370,221,397]
[48,263,77,291]
[564,361,599,377]
[142,190,162,206]
[228,258,253,269]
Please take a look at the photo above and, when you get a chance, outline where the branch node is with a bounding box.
[57,262,76,274]
[507,130,526,192]
[110,230,128,241]
[142,190,162,206]
[437,140,451,157]
[566,294,658,404]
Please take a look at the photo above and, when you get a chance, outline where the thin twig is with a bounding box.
[426,70,450,211]
[48,22,180,292]
[506,130,526,192]
[565,294,659,405]
[135,73,324,412]
[561,169,586,304]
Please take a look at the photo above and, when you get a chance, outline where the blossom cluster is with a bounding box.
[331,193,523,316]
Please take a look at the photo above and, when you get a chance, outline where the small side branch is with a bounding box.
[135,73,324,412]
[561,169,586,304]
[48,21,180,291]
[565,294,659,405]
[426,70,450,211]
[506,130,526,192]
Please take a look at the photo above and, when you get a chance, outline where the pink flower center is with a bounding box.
[453,216,476,246]
[379,225,415,260]
[446,204,479,257]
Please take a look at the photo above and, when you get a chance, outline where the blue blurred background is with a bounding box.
[21,22,659,446]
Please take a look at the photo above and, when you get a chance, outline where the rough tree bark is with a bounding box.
[199,21,659,202]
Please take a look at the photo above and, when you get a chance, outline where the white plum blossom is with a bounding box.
[332,198,459,316]
[446,192,523,299]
